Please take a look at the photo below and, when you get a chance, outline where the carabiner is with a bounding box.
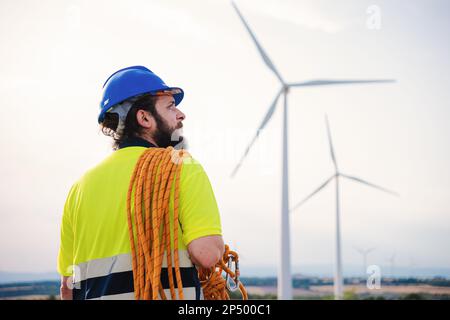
[225,255,240,292]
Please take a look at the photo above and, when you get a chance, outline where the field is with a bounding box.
[1,278,450,300]
[244,284,450,299]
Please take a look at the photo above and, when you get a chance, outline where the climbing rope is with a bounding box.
[126,146,248,300]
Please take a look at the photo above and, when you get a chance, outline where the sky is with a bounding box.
[0,0,449,278]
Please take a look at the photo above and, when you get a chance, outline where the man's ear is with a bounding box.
[136,110,154,129]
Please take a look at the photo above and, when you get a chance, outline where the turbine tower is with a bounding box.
[290,115,399,299]
[230,1,395,300]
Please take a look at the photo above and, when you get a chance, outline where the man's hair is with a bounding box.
[100,94,158,150]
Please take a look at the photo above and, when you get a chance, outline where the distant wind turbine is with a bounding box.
[230,1,396,300]
[387,252,396,278]
[354,247,375,278]
[290,115,399,299]
[409,256,417,278]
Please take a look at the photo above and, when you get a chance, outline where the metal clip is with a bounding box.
[225,255,240,292]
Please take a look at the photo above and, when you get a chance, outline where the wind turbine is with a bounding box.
[387,252,396,278]
[290,115,399,299]
[354,247,375,278]
[230,1,395,300]
[409,256,417,278]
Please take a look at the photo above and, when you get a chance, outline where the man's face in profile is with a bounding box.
[152,94,187,148]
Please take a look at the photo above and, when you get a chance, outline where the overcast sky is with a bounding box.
[0,0,449,277]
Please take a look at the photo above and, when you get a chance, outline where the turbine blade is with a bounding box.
[289,79,396,87]
[231,1,285,84]
[325,114,337,169]
[290,175,334,212]
[341,174,399,196]
[258,89,284,131]
[230,89,283,178]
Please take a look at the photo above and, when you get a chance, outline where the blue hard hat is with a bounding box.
[98,66,184,123]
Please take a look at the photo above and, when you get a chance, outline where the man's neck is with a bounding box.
[118,136,158,149]
[138,133,159,147]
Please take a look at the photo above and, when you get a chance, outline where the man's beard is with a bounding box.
[153,113,187,150]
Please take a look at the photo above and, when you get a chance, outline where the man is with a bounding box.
[57,66,224,300]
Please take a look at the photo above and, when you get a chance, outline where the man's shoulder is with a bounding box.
[81,148,143,179]
[179,153,208,180]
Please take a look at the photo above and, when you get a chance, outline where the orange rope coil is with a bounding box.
[126,147,248,300]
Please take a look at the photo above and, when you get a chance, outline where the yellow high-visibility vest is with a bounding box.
[57,143,222,300]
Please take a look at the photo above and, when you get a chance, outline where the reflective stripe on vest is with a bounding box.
[72,250,202,300]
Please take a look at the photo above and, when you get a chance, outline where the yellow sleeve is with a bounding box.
[179,159,222,246]
[57,183,77,276]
